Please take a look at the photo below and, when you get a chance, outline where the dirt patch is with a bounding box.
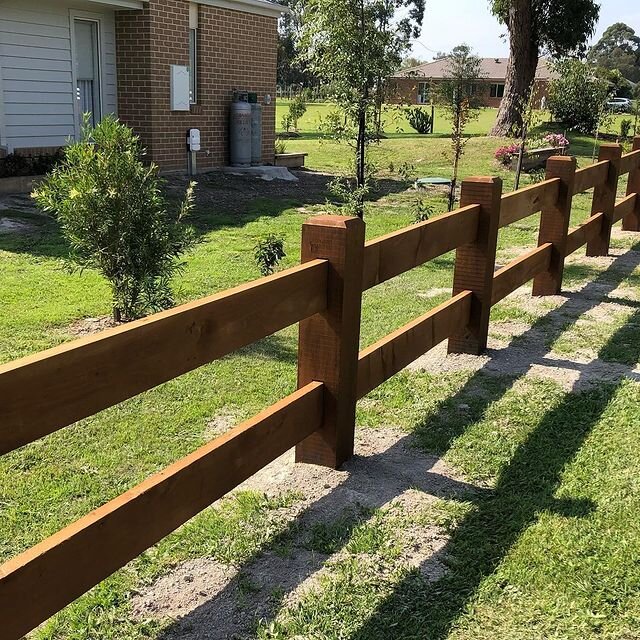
[67,316,120,337]
[203,410,239,440]
[131,428,469,639]
[0,216,34,234]
[0,193,39,214]
[408,252,640,391]
[417,287,452,300]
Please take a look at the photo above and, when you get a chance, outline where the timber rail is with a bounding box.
[1,137,640,639]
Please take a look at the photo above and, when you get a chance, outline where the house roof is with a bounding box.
[392,57,555,81]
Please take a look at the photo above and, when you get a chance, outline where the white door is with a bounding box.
[73,19,102,129]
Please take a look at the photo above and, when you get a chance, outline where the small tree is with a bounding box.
[438,45,484,210]
[548,59,612,134]
[254,234,286,276]
[33,116,197,322]
[288,93,308,130]
[299,0,424,217]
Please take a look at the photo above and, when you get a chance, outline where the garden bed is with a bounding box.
[512,146,566,171]
[275,152,308,169]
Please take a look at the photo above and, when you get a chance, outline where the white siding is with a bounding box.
[0,0,118,151]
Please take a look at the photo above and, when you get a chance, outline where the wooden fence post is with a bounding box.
[622,136,640,232]
[448,176,502,356]
[586,143,622,256]
[533,155,577,295]
[296,215,365,469]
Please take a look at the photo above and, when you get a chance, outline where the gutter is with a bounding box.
[196,0,291,17]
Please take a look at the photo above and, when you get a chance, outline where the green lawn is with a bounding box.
[276,100,638,141]
[1,121,640,639]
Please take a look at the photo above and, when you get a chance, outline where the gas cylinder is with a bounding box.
[230,91,252,167]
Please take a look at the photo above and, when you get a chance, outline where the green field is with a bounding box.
[1,112,640,639]
[275,100,638,140]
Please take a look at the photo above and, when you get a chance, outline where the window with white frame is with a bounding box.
[490,83,505,99]
[189,3,198,104]
[417,82,429,104]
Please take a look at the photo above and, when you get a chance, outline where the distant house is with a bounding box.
[390,57,555,109]
[0,0,287,171]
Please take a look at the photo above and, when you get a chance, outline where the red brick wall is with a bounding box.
[390,78,549,110]
[116,0,277,171]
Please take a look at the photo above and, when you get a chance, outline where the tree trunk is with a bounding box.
[491,0,539,137]
[355,101,366,218]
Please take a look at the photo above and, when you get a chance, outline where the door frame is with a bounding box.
[70,10,106,139]
[0,55,7,152]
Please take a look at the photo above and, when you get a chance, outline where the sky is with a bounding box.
[410,0,640,60]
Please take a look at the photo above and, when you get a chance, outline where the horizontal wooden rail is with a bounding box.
[572,160,609,195]
[361,204,480,290]
[612,193,638,225]
[499,179,560,228]
[356,291,472,398]
[0,260,328,455]
[565,213,604,256]
[620,149,640,176]
[491,243,553,305]
[0,381,325,640]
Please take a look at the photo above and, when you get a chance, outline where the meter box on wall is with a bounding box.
[188,128,201,152]
[170,65,190,111]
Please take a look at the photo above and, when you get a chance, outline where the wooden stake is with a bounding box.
[622,136,640,232]
[533,155,576,295]
[586,143,622,256]
[448,176,502,355]
[296,215,365,469]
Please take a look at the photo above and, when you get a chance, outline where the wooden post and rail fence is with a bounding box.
[1,138,640,638]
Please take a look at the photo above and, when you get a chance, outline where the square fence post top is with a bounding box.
[303,214,365,231]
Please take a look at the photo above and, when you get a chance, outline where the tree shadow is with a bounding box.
[0,170,411,260]
[154,244,640,638]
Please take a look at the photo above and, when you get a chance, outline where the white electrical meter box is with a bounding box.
[188,128,201,152]
[170,65,190,111]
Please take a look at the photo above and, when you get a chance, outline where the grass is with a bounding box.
[276,100,639,141]
[1,109,640,638]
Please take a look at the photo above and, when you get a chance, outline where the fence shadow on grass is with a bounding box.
[157,243,640,639]
[350,245,640,639]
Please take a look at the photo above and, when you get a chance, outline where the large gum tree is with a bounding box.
[490,0,599,136]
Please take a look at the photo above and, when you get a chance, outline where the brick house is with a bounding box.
[390,57,555,109]
[0,0,286,171]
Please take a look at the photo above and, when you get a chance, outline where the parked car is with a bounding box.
[607,97,633,113]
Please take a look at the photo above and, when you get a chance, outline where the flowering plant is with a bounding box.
[495,143,520,166]
[543,133,569,148]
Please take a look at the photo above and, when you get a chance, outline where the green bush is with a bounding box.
[621,119,633,139]
[254,234,286,276]
[33,116,197,322]
[548,59,611,133]
[405,107,434,134]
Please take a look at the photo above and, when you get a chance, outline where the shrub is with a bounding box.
[413,199,434,223]
[32,116,197,322]
[621,119,633,139]
[405,107,434,134]
[281,113,293,133]
[548,59,611,133]
[254,234,286,276]
[275,138,288,154]
[0,151,63,179]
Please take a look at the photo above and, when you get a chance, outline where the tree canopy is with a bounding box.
[299,0,424,215]
[588,22,640,84]
[490,0,599,135]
